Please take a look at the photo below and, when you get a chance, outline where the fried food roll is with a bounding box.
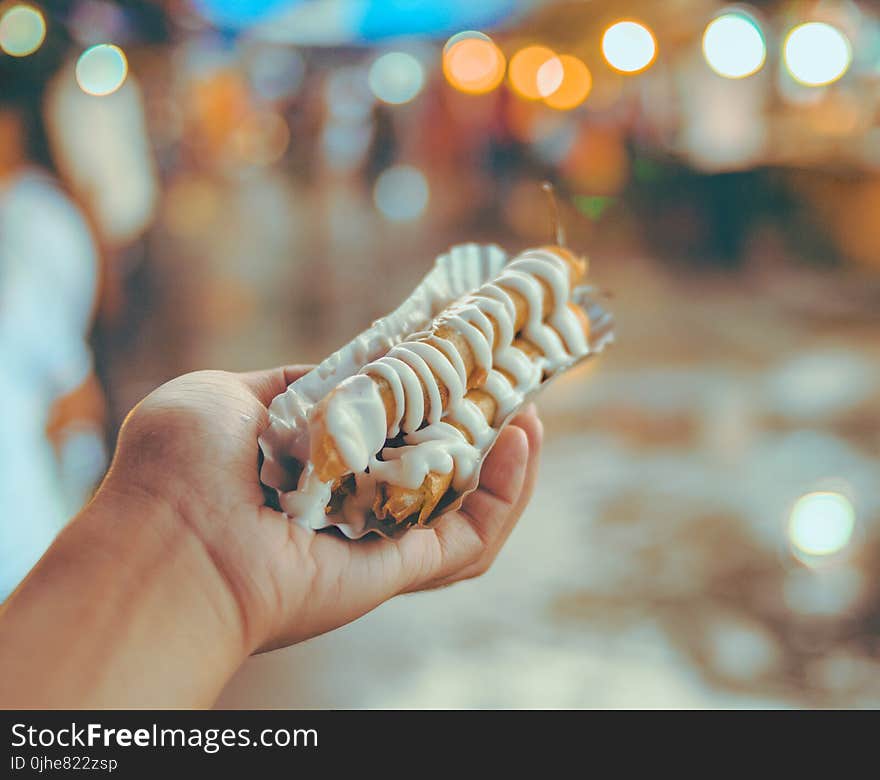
[372,305,591,527]
[373,388,498,524]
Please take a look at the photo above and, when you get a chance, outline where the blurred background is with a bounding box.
[1,0,879,708]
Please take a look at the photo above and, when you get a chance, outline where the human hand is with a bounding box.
[102,366,543,654]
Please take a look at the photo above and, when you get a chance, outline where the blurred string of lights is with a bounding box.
[1,3,861,98]
[433,8,858,104]
[0,0,870,230]
[1,1,867,130]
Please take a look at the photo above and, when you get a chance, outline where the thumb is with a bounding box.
[239,365,314,407]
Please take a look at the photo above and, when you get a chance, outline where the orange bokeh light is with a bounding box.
[544,54,592,110]
[443,36,506,95]
[509,45,559,100]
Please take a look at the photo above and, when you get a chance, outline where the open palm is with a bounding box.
[104,366,542,653]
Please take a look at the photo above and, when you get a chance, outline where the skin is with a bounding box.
[0,366,542,708]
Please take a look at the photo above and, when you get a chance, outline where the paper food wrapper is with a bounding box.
[260,242,614,539]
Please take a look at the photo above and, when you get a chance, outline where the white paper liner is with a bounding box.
[259,242,614,539]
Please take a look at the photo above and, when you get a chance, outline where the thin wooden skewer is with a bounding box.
[541,181,566,247]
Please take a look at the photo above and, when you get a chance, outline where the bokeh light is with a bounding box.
[702,12,766,79]
[784,22,852,87]
[443,29,491,54]
[373,165,429,222]
[789,491,856,560]
[509,45,559,100]
[368,51,425,105]
[442,33,505,95]
[232,111,290,166]
[0,4,46,57]
[543,54,592,110]
[536,56,564,98]
[247,45,306,101]
[602,20,657,74]
[324,65,373,121]
[75,44,129,96]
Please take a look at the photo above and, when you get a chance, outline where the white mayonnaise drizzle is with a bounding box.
[301,247,589,524]
[279,463,332,528]
[320,374,387,473]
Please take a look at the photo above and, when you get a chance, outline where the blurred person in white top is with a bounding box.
[0,65,100,601]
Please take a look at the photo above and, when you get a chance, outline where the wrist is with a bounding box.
[0,478,251,707]
[89,475,257,656]
[97,467,269,655]
[94,477,253,643]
